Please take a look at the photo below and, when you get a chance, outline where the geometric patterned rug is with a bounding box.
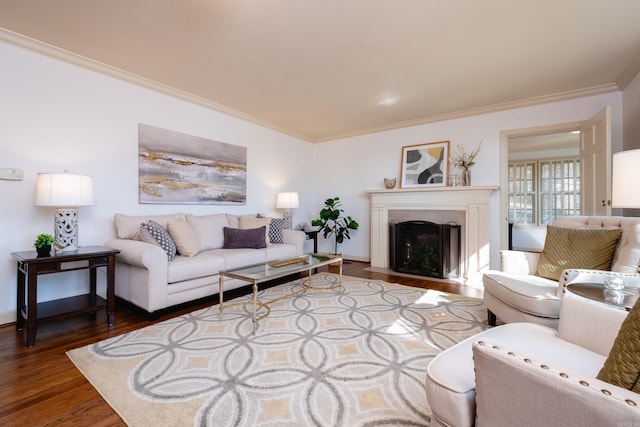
[67,274,489,426]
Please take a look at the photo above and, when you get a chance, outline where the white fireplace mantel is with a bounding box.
[366,186,499,284]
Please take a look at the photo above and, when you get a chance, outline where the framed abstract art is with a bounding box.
[400,141,450,188]
[138,123,247,205]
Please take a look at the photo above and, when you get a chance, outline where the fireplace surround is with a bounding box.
[366,186,498,284]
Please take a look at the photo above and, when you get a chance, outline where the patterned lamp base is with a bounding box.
[54,208,79,252]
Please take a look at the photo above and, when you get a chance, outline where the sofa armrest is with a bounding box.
[557,292,627,356]
[282,229,305,255]
[472,340,640,427]
[104,238,168,272]
[500,250,541,275]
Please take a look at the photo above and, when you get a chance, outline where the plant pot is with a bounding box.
[36,245,51,257]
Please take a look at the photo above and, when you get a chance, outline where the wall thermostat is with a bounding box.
[0,168,24,181]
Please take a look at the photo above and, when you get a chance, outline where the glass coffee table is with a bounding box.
[218,253,343,326]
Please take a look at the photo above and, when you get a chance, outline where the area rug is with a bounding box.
[67,274,489,426]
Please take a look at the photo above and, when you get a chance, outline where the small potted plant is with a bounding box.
[34,233,55,257]
[311,197,359,255]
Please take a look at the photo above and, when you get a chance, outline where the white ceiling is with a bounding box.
[1,1,640,142]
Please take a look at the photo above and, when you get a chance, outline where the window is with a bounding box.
[508,158,580,225]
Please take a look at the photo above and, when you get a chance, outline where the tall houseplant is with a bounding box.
[312,197,359,254]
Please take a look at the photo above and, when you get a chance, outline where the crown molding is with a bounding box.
[0,28,314,142]
[315,83,620,142]
[0,28,624,145]
[616,48,640,90]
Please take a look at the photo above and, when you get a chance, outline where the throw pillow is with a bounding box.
[167,218,200,257]
[222,226,267,249]
[140,220,177,261]
[239,216,271,241]
[185,214,230,250]
[269,217,286,244]
[535,226,622,281]
[597,297,640,392]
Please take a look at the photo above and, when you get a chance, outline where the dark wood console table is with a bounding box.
[11,245,120,347]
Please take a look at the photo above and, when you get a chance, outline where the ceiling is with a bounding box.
[1,1,640,143]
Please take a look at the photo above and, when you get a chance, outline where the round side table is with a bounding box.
[566,282,639,311]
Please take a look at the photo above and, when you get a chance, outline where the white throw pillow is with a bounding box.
[239,216,271,242]
[167,218,200,257]
[186,214,230,250]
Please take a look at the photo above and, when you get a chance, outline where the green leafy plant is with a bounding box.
[34,233,55,249]
[311,197,359,254]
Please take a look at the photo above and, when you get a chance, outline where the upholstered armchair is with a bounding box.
[483,216,640,328]
[425,293,640,427]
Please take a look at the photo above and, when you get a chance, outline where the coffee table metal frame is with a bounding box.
[218,253,343,326]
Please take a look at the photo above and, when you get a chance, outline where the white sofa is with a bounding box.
[104,212,305,314]
[426,287,640,426]
[483,216,640,328]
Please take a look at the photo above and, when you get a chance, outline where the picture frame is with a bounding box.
[400,141,450,188]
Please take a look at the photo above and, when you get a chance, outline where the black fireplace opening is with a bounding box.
[389,220,461,279]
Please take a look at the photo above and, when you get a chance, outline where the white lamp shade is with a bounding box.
[612,149,640,208]
[35,172,96,207]
[276,192,299,209]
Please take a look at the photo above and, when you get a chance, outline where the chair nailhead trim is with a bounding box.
[540,364,549,370]
[579,380,589,386]
[524,358,532,364]
[626,399,638,407]
[560,373,569,378]
[601,389,612,396]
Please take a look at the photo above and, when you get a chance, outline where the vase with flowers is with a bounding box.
[451,140,483,186]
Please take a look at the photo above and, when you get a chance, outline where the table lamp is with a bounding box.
[276,192,299,229]
[612,149,640,208]
[35,170,96,252]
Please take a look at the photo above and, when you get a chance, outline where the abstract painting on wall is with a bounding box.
[400,140,449,188]
[138,123,247,205]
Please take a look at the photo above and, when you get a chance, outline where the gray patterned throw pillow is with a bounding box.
[140,220,177,261]
[269,218,286,244]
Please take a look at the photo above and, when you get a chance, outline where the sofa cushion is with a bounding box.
[167,218,200,257]
[211,248,268,270]
[483,271,560,318]
[167,251,226,283]
[597,298,640,392]
[186,213,229,250]
[140,220,177,261]
[114,213,185,240]
[223,226,267,249]
[536,226,622,281]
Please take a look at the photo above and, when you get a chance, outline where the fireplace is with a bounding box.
[366,186,498,284]
[389,221,461,278]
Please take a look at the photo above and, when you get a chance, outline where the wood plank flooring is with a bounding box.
[0,261,481,426]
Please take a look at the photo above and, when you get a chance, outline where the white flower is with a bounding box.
[452,140,483,169]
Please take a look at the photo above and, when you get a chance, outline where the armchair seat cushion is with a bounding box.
[483,270,560,318]
[426,321,606,427]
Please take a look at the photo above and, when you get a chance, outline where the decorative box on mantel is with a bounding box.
[365,186,499,285]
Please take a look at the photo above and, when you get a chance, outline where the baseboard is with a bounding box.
[0,309,16,327]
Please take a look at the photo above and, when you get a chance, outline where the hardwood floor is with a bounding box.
[0,261,481,426]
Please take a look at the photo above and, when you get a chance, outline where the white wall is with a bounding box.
[313,92,624,266]
[0,42,314,323]
[623,70,640,151]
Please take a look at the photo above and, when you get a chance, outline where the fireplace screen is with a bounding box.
[389,220,461,279]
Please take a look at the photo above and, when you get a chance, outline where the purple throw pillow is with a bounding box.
[222,226,267,249]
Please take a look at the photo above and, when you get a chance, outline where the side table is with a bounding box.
[304,230,319,253]
[566,282,639,311]
[11,245,120,347]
